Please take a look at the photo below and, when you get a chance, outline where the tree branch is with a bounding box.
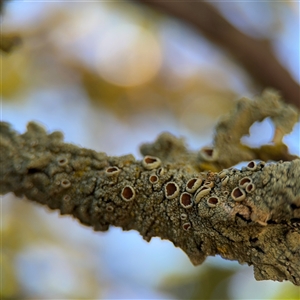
[135,0,300,109]
[141,90,298,172]
[1,92,299,285]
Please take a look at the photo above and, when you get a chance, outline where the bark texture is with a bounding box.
[1,92,299,285]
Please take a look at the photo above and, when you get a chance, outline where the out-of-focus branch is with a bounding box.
[135,1,300,109]
[1,92,300,285]
[0,0,3,15]
[0,1,22,53]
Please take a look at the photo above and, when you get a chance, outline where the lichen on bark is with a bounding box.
[1,91,299,285]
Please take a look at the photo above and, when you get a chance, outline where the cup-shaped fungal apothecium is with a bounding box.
[247,161,257,171]
[194,186,211,204]
[105,166,121,176]
[239,177,252,188]
[186,178,203,193]
[149,174,159,184]
[221,176,229,186]
[180,192,193,209]
[57,157,68,166]
[121,185,136,202]
[218,170,228,179]
[246,183,255,193]
[61,179,71,189]
[203,180,214,188]
[142,155,161,170]
[180,213,187,220]
[182,222,191,231]
[164,182,180,199]
[199,147,217,161]
[207,196,219,208]
[231,187,246,202]
[156,167,165,176]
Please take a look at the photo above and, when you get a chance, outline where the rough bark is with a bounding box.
[1,91,299,285]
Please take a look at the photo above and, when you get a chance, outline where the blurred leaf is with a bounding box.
[3,197,103,298]
[160,264,236,299]
[272,284,300,300]
[0,252,20,298]
[1,52,28,99]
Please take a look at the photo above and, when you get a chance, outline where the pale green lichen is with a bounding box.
[140,90,298,173]
[202,89,298,170]
[0,91,299,286]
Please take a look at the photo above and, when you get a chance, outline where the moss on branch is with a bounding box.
[1,91,299,285]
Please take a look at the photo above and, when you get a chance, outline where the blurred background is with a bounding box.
[1,1,299,299]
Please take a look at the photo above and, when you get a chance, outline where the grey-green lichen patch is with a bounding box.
[197,89,299,170]
[138,92,298,176]
[140,132,191,163]
[1,111,300,285]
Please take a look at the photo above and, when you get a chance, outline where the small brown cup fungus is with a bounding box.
[180,213,187,220]
[199,147,218,162]
[121,185,136,202]
[156,167,165,176]
[164,182,180,199]
[57,157,68,167]
[247,161,257,171]
[239,177,252,189]
[179,192,193,209]
[105,166,121,177]
[194,186,211,204]
[207,196,219,208]
[61,179,71,189]
[231,187,246,202]
[182,222,191,231]
[186,178,203,193]
[63,195,71,201]
[203,180,214,188]
[149,174,159,184]
[221,176,229,186]
[142,155,161,170]
[218,170,228,179]
[246,183,255,193]
[106,205,114,212]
